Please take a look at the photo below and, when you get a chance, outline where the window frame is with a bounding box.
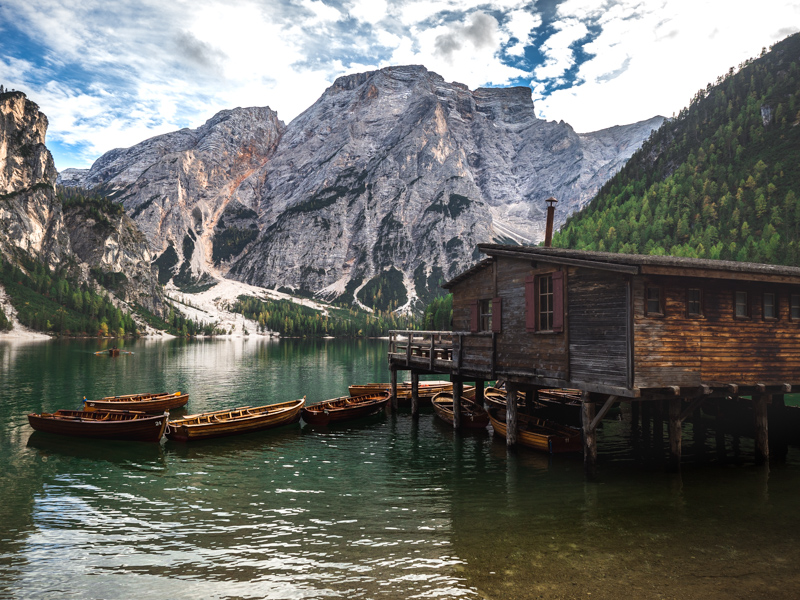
[734,290,750,319]
[538,273,554,332]
[478,298,493,332]
[686,287,703,318]
[791,293,800,321]
[645,285,664,317]
[762,292,777,321]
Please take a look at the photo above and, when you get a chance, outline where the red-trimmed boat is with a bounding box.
[301,392,390,425]
[27,409,168,442]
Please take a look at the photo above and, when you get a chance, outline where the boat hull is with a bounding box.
[302,393,389,425]
[488,408,582,454]
[349,381,452,406]
[84,392,189,413]
[432,392,489,430]
[27,410,168,442]
[166,399,304,442]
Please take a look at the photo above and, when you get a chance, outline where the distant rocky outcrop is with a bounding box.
[1,90,165,317]
[59,65,663,309]
[0,91,68,266]
[59,107,285,288]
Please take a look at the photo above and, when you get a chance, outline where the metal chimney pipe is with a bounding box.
[544,197,557,247]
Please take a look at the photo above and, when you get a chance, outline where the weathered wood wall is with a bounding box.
[568,269,629,388]
[634,277,800,387]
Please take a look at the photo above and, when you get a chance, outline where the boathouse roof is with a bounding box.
[443,244,800,288]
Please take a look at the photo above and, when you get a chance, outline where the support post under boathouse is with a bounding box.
[388,242,800,474]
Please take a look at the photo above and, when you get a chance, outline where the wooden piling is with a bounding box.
[668,398,682,471]
[453,380,463,430]
[582,391,597,473]
[753,394,770,465]
[390,368,398,413]
[410,372,420,419]
[506,383,518,447]
[475,380,485,408]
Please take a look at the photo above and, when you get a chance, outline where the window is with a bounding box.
[791,294,800,320]
[525,271,564,333]
[479,299,492,331]
[687,288,702,317]
[646,286,663,316]
[539,275,554,330]
[763,293,777,320]
[735,291,749,318]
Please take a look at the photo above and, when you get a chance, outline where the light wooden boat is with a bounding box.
[488,407,582,453]
[483,386,527,411]
[94,348,133,356]
[301,392,389,425]
[83,391,189,413]
[432,391,489,430]
[349,380,452,405]
[27,409,168,442]
[165,398,305,442]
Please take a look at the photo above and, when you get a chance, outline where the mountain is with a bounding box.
[59,65,663,310]
[0,90,69,266]
[59,107,285,289]
[554,33,800,266]
[0,90,165,324]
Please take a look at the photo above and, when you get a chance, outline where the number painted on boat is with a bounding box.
[155,421,162,426]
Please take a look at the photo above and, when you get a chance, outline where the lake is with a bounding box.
[2,338,800,599]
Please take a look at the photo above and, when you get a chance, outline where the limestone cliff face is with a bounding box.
[62,202,164,315]
[227,66,663,306]
[0,91,68,266]
[0,91,165,317]
[59,107,285,286]
[60,65,662,309]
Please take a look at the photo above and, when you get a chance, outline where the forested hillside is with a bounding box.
[554,32,800,265]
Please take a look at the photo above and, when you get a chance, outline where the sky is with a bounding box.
[1,0,799,171]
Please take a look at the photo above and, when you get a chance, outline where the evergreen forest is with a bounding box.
[554,32,800,265]
[229,295,423,337]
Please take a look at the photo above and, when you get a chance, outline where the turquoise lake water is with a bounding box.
[2,338,800,599]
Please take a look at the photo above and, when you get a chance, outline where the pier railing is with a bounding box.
[388,330,495,374]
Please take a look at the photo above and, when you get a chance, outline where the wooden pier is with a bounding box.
[388,244,800,474]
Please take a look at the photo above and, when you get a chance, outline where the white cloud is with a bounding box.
[535,0,800,132]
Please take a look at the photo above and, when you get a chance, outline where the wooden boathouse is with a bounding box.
[388,243,800,471]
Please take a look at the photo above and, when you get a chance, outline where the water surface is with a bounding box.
[1,338,799,599]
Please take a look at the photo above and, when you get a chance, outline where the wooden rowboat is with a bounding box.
[483,386,527,411]
[94,348,133,356]
[165,398,305,442]
[27,409,168,442]
[301,392,389,425]
[488,407,582,454]
[432,391,489,430]
[349,380,452,405]
[83,391,189,413]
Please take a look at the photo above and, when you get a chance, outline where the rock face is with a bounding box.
[227,66,663,307]
[59,107,285,287]
[0,91,68,266]
[60,65,663,309]
[62,201,165,315]
[0,91,165,317]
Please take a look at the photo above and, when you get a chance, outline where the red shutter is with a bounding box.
[552,270,564,333]
[525,275,536,332]
[470,300,479,333]
[492,297,502,332]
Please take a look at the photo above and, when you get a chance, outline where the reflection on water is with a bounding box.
[2,338,800,599]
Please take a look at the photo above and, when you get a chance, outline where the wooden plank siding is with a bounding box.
[633,276,800,387]
[448,257,569,380]
[568,269,629,388]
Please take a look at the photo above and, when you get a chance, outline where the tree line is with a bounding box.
[555,33,800,266]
